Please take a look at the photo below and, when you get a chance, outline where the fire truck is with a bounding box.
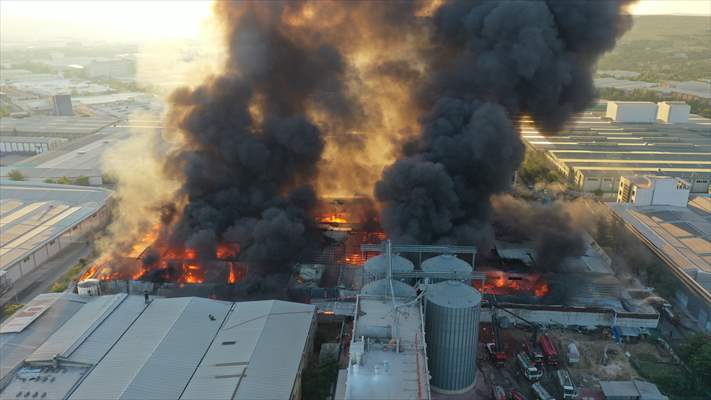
[516,352,543,381]
[556,369,579,399]
[486,306,508,367]
[538,334,559,366]
[523,342,544,365]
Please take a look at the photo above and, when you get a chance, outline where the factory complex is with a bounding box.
[522,100,711,198]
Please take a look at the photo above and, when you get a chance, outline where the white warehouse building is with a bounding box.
[0,181,112,286]
[605,101,658,123]
[657,101,691,124]
[617,175,690,207]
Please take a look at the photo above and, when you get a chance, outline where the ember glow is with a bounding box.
[81,236,244,285]
[320,214,348,225]
[475,270,550,298]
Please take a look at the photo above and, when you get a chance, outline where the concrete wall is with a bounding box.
[631,178,690,207]
[480,305,659,329]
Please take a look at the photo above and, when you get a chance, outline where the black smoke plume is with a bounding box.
[376,0,634,244]
[491,195,585,272]
[164,2,363,271]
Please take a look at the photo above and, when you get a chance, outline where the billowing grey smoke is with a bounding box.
[165,2,361,271]
[376,0,633,244]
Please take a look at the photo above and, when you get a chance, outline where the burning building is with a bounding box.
[87,0,636,306]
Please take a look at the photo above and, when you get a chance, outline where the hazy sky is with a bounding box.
[1,0,710,44]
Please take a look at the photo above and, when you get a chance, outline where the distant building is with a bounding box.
[656,101,690,124]
[605,101,658,123]
[85,59,134,79]
[599,380,668,400]
[521,107,711,198]
[0,182,112,286]
[0,136,66,154]
[49,94,73,116]
[617,176,690,207]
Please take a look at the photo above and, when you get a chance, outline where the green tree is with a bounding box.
[680,334,711,387]
[302,357,338,400]
[74,176,90,186]
[56,176,71,184]
[44,178,56,184]
[8,169,25,181]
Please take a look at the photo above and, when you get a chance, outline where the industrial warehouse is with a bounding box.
[0,294,316,400]
[522,100,711,198]
[0,181,111,286]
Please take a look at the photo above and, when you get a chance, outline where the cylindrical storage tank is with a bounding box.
[361,279,417,298]
[422,254,472,283]
[425,281,481,394]
[77,279,101,296]
[363,254,414,285]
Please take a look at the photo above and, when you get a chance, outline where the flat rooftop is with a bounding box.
[0,295,315,400]
[608,197,711,298]
[521,111,711,179]
[0,116,118,138]
[346,295,430,400]
[0,293,87,382]
[0,181,112,270]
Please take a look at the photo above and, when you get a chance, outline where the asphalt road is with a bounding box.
[0,242,91,312]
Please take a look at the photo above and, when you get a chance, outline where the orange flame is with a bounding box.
[320,214,348,224]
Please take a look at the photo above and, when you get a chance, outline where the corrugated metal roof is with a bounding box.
[26,294,126,362]
[2,296,315,400]
[67,295,146,364]
[68,297,231,400]
[180,300,315,400]
[0,293,86,381]
[0,182,112,270]
[233,301,315,400]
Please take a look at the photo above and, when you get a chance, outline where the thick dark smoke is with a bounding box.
[376,0,633,244]
[491,195,585,272]
[164,2,362,271]
[157,0,632,275]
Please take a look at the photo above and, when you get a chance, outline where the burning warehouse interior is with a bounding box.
[28,0,688,399]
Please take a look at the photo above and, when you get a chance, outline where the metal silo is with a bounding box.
[422,254,472,283]
[361,279,417,298]
[363,254,414,285]
[425,280,481,394]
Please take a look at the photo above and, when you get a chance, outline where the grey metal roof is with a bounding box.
[600,380,669,400]
[69,297,232,400]
[0,181,112,270]
[1,296,315,400]
[26,294,127,363]
[0,293,86,382]
[67,295,146,364]
[231,301,315,400]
